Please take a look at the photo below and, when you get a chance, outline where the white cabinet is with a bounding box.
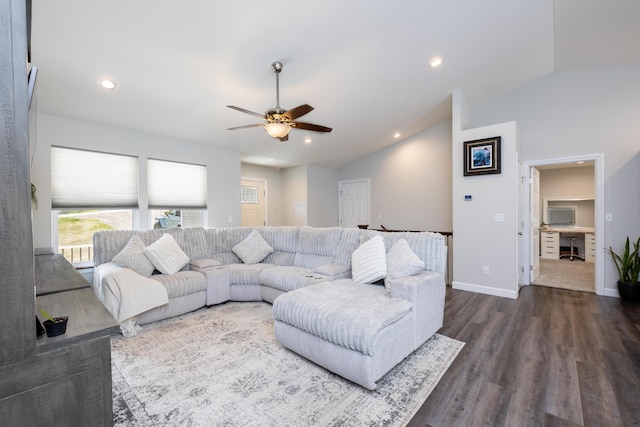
[541,231,559,259]
[585,233,596,262]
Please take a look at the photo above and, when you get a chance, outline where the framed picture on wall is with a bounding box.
[463,136,501,176]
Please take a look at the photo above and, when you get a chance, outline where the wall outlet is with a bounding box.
[494,213,505,223]
[228,215,233,223]
[605,213,613,222]
[378,214,382,220]
[482,266,490,275]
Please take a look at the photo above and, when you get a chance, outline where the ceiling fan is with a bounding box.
[227,61,332,142]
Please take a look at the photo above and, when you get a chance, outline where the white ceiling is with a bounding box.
[30,0,640,169]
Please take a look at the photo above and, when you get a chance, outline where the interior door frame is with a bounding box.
[521,153,605,296]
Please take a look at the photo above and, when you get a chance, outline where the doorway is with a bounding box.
[241,178,266,226]
[522,154,605,295]
[338,178,370,228]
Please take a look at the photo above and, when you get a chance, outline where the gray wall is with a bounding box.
[281,165,308,226]
[307,164,339,227]
[472,64,640,294]
[30,114,241,248]
[339,120,453,232]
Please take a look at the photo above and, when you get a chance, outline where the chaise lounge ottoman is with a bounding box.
[273,279,420,390]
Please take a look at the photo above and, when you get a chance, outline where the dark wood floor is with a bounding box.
[408,285,640,427]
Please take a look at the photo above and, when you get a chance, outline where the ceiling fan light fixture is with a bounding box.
[265,122,290,139]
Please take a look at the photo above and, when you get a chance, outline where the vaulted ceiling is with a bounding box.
[30,0,640,169]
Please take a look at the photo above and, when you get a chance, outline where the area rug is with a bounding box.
[112,301,464,427]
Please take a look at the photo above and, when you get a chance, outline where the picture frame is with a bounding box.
[463,136,501,176]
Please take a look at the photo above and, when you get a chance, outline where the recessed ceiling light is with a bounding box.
[97,79,116,89]
[576,161,585,164]
[393,132,401,138]
[304,137,312,144]
[429,57,443,68]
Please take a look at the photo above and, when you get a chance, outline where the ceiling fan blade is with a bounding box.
[291,122,333,133]
[278,134,289,142]
[227,123,264,130]
[227,105,265,119]
[282,104,314,121]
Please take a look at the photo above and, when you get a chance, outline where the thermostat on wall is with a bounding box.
[464,195,472,201]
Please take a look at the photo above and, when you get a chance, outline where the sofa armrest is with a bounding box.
[313,264,351,280]
[387,271,445,349]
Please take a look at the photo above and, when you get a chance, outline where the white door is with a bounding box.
[530,167,540,283]
[339,179,370,228]
[241,179,266,226]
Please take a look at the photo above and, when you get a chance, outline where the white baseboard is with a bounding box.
[602,287,620,298]
[452,281,518,299]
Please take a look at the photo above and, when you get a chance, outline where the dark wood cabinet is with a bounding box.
[0,2,118,424]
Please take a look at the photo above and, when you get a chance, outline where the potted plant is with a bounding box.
[608,236,640,302]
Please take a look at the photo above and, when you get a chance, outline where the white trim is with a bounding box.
[452,281,519,299]
[241,176,268,226]
[521,153,605,296]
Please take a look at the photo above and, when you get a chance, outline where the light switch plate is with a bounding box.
[495,213,505,223]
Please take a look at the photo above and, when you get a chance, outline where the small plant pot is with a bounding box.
[617,281,640,303]
[43,316,69,337]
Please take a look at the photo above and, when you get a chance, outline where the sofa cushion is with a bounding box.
[293,226,342,269]
[260,266,329,293]
[386,238,425,280]
[351,235,387,284]
[143,233,190,275]
[112,235,156,277]
[150,271,207,298]
[313,264,350,277]
[225,263,273,286]
[273,280,412,356]
[232,230,274,264]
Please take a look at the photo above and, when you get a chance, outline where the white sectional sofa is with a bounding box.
[92,225,447,389]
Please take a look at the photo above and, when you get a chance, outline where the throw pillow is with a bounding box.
[143,233,190,275]
[112,235,156,277]
[386,238,425,279]
[351,235,387,284]
[232,230,274,264]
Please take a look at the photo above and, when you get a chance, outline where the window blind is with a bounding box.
[147,159,207,209]
[51,146,139,209]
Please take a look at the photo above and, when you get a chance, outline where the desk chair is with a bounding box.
[559,234,585,261]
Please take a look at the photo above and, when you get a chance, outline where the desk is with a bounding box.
[540,227,595,262]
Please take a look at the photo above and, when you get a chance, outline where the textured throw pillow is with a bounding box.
[232,230,274,264]
[386,238,425,280]
[112,235,156,277]
[351,235,387,284]
[143,233,190,275]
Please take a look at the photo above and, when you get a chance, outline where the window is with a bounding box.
[55,209,133,265]
[51,146,138,208]
[147,159,207,209]
[51,147,139,265]
[149,209,204,229]
[241,185,259,204]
